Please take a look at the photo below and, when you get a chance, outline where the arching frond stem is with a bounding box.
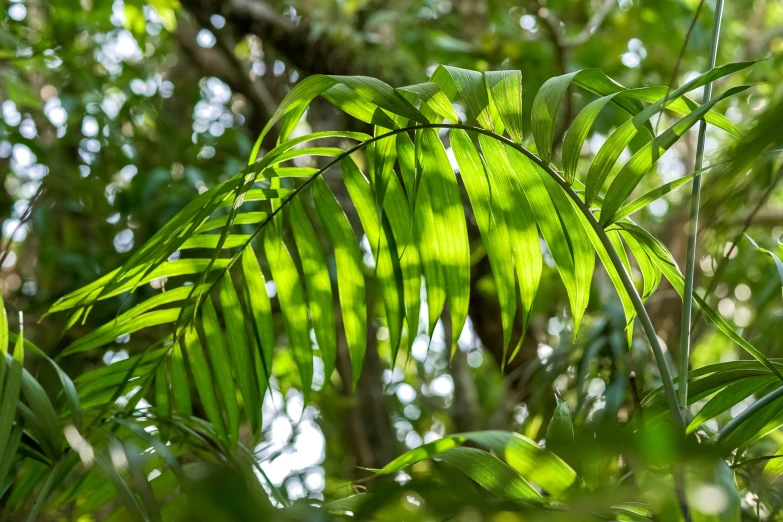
[718,384,783,442]
[216,122,686,431]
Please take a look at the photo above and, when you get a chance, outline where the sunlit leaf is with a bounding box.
[263,225,313,397]
[289,198,338,380]
[312,178,366,388]
[417,129,470,352]
[218,273,261,429]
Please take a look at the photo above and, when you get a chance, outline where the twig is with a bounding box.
[731,453,783,468]
[563,0,616,47]
[174,14,276,142]
[724,210,783,227]
[198,13,278,119]
[533,0,616,48]
[691,163,783,336]
[654,0,707,135]
[0,185,45,267]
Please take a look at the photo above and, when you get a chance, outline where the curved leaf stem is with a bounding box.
[221,122,686,432]
[510,137,687,434]
[718,384,783,441]
[731,453,783,468]
[679,0,725,407]
[126,121,684,432]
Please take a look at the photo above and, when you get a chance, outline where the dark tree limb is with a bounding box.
[179,0,414,80]
[174,14,277,148]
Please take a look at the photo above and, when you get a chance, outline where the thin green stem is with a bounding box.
[679,0,725,407]
[532,145,687,434]
[25,457,69,522]
[731,453,783,468]
[718,384,783,442]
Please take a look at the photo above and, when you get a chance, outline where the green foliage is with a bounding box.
[3,1,783,517]
[0,57,781,519]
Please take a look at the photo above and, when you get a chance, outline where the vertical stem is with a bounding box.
[565,184,687,434]
[678,0,725,408]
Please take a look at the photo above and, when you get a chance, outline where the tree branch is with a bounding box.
[179,0,413,80]
[533,0,616,48]
[175,15,275,137]
[563,0,616,47]
[0,184,44,268]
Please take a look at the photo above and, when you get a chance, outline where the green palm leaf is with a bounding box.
[263,225,313,397]
[42,62,761,450]
[312,177,367,388]
[418,129,470,352]
[202,296,241,446]
[343,157,406,359]
[451,129,517,353]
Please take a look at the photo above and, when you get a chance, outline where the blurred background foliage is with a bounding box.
[1,0,783,518]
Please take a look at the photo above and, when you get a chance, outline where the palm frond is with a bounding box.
[42,62,771,450]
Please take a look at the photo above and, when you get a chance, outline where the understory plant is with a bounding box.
[3,56,783,521]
